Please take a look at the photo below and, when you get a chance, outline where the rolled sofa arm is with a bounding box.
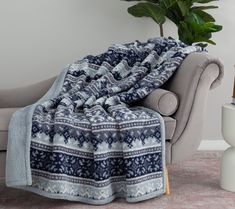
[163,52,224,163]
[0,77,56,108]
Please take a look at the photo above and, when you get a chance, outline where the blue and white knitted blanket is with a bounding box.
[6,37,202,204]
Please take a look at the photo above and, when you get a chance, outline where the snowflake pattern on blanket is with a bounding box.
[29,37,202,204]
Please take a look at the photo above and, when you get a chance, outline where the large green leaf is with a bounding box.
[177,19,220,45]
[122,0,222,47]
[186,10,215,25]
[191,5,218,10]
[189,21,222,33]
[128,2,166,24]
[160,0,177,10]
[202,22,222,32]
[186,12,204,24]
[193,37,216,44]
[192,0,218,3]
[191,10,215,22]
[189,21,221,33]
[122,0,159,2]
[160,0,183,23]
[178,21,194,44]
[176,0,190,16]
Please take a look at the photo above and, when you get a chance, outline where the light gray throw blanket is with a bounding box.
[6,37,202,205]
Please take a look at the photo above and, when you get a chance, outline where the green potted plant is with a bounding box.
[122,0,222,47]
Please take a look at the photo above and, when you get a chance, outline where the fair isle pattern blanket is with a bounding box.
[6,37,202,204]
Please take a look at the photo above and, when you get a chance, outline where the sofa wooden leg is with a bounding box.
[165,168,170,195]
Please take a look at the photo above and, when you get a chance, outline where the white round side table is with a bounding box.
[220,103,235,192]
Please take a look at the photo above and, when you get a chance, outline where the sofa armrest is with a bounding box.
[0,77,56,108]
[163,52,224,145]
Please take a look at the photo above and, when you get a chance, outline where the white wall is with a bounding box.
[0,0,150,87]
[0,0,233,141]
[204,0,234,140]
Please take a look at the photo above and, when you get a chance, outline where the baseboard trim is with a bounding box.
[198,140,229,150]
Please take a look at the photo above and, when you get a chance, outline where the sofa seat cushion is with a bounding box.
[0,108,19,150]
[0,108,177,151]
[0,108,19,131]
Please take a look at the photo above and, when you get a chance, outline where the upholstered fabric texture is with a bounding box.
[163,52,224,163]
[0,77,56,108]
[141,89,179,116]
[0,108,18,150]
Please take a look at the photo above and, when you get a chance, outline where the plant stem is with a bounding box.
[160,24,164,37]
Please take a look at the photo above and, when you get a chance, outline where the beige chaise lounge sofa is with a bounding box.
[0,52,224,182]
